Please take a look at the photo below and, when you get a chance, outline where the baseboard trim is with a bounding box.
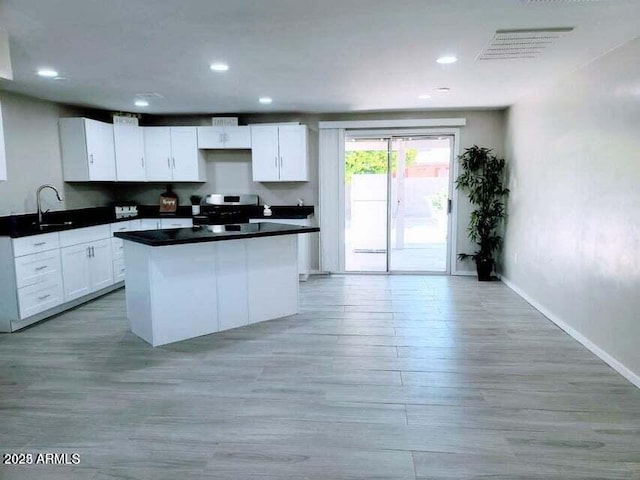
[500,275,640,389]
[452,269,476,276]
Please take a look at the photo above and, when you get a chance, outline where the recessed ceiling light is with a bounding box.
[210,63,229,72]
[134,99,149,107]
[436,87,451,92]
[418,94,431,100]
[37,68,58,78]
[259,97,272,104]
[436,55,458,64]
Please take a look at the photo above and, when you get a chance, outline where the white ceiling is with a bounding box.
[1,0,639,114]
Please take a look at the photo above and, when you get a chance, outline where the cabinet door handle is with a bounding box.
[141,156,145,167]
[33,242,46,246]
[167,157,171,168]
[274,156,278,169]
[280,156,283,167]
[172,157,176,168]
[35,265,48,271]
[37,294,51,301]
[90,154,94,164]
[87,246,91,257]
[91,246,95,257]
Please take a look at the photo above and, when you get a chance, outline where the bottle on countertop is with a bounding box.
[263,204,272,217]
[297,198,304,207]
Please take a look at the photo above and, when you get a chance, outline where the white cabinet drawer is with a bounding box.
[160,218,193,229]
[113,257,125,282]
[110,219,141,234]
[18,279,64,319]
[59,224,110,247]
[139,219,160,230]
[110,221,132,235]
[14,249,63,289]
[12,232,60,257]
[111,237,124,259]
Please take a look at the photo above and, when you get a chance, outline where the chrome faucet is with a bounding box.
[36,184,63,225]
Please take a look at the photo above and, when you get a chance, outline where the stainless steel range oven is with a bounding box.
[193,194,259,225]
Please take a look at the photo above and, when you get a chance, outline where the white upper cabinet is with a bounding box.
[113,123,145,181]
[278,125,309,181]
[170,127,203,181]
[197,126,251,149]
[143,126,205,182]
[250,124,308,182]
[250,125,280,181]
[60,118,117,181]
[143,127,172,181]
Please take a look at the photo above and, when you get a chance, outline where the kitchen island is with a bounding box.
[115,222,320,346]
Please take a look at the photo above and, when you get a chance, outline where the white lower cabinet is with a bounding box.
[59,225,115,302]
[60,243,92,301]
[17,279,64,320]
[249,217,314,280]
[13,247,64,319]
[61,239,113,302]
[113,257,126,282]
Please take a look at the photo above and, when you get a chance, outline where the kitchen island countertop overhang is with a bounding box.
[117,222,319,347]
[113,222,319,246]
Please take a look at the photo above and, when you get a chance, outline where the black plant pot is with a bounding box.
[475,256,494,281]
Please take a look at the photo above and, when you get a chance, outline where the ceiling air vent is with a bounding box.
[476,27,574,61]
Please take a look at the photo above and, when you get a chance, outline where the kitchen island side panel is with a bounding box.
[148,242,219,347]
[246,234,298,324]
[123,241,154,345]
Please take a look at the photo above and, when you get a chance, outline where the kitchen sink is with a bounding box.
[36,221,75,231]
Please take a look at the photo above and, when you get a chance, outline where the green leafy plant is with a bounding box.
[344,149,417,184]
[455,146,509,279]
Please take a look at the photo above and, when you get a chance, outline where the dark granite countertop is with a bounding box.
[114,222,320,247]
[0,205,314,238]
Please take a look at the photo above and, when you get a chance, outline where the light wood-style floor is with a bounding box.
[1,275,639,479]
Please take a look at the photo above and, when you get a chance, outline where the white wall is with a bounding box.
[502,38,640,384]
[0,91,114,215]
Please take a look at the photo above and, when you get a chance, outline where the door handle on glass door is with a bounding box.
[447,199,452,214]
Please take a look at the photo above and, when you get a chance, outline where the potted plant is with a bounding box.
[455,146,509,281]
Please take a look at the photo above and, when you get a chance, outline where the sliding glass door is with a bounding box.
[344,134,453,273]
[344,138,389,272]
